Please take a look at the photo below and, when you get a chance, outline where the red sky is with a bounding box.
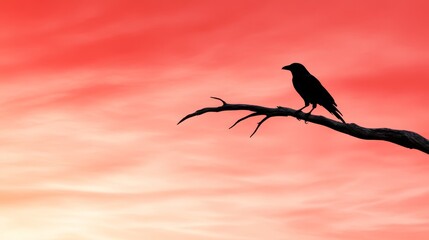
[1,0,428,239]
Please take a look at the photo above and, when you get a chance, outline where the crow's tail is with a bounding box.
[325,104,346,124]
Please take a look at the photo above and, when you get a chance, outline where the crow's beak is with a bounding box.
[282,65,289,70]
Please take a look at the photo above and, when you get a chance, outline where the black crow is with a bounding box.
[282,63,345,123]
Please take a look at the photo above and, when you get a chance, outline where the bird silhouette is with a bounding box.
[282,63,345,123]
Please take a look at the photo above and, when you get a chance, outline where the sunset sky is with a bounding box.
[0,1,428,239]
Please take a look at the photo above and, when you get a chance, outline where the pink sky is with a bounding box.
[0,1,428,239]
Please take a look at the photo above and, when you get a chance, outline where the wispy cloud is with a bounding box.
[0,1,428,239]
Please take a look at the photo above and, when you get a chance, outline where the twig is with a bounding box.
[250,115,272,138]
[229,113,261,129]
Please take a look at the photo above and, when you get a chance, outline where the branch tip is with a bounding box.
[210,96,227,105]
[177,116,189,125]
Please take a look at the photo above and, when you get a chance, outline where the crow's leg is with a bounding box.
[296,104,309,112]
[304,104,317,123]
[294,103,309,120]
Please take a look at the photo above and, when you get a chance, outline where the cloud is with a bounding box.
[0,1,428,240]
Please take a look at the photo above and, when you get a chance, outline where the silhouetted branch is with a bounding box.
[178,97,429,154]
[230,113,261,129]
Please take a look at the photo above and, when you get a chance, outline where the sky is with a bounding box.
[0,0,428,239]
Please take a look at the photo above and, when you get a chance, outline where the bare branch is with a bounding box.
[178,97,429,154]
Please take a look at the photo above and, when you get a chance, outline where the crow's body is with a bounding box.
[282,63,345,123]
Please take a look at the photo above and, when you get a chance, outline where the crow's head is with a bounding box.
[282,63,309,74]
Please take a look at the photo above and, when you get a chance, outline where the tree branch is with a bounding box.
[178,97,429,154]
